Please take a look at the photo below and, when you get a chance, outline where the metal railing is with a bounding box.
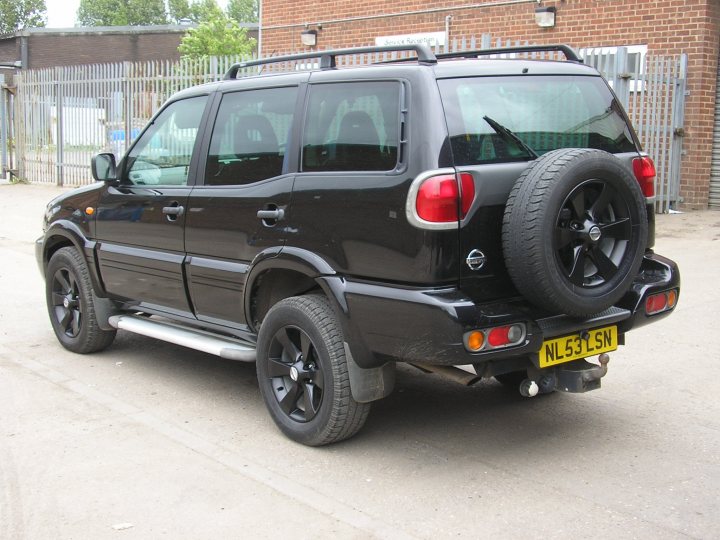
[11,35,687,212]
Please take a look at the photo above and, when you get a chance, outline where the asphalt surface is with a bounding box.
[1,183,718,539]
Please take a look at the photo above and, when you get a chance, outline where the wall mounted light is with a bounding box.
[535,6,556,28]
[300,29,318,47]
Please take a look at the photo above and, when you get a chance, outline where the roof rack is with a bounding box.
[436,44,582,63]
[224,44,437,80]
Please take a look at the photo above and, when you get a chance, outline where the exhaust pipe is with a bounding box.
[411,363,480,386]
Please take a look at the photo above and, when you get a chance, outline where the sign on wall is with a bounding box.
[375,31,446,48]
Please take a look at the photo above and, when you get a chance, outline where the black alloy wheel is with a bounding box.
[503,148,647,317]
[555,179,632,288]
[256,295,370,446]
[45,247,116,353]
[266,325,325,423]
[50,266,83,338]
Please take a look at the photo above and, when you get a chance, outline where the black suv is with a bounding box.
[37,44,680,445]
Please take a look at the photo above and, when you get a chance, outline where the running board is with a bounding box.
[108,315,256,362]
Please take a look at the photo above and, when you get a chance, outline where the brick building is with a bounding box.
[261,0,720,209]
[0,24,259,70]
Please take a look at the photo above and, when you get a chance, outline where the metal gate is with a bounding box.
[710,47,720,209]
[13,37,687,213]
[581,47,687,213]
[0,74,13,180]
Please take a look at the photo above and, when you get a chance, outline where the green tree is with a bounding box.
[77,0,168,26]
[178,11,255,58]
[0,0,46,34]
[188,0,223,23]
[227,0,258,23]
[168,0,192,24]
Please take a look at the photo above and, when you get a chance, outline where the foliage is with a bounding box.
[168,0,192,24]
[168,0,224,24]
[178,11,255,59]
[77,0,168,27]
[0,0,46,34]
[227,0,258,23]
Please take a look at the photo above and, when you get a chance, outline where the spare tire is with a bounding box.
[502,148,648,317]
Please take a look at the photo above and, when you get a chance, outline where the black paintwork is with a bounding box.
[37,55,679,372]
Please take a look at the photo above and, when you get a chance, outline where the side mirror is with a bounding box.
[91,153,117,182]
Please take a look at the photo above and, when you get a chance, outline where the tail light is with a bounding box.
[632,156,656,198]
[464,323,526,352]
[409,170,475,228]
[645,289,679,315]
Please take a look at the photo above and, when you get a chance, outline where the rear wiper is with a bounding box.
[482,115,538,159]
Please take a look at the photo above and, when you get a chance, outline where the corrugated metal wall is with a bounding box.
[710,48,720,209]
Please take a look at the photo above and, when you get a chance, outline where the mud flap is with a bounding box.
[344,343,395,403]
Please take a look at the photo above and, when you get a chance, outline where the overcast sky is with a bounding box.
[45,0,230,28]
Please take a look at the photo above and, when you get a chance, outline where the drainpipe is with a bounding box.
[258,0,263,58]
[445,15,452,53]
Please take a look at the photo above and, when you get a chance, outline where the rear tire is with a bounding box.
[46,247,116,353]
[256,295,370,446]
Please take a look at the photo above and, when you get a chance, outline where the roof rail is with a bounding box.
[224,44,437,80]
[437,44,582,63]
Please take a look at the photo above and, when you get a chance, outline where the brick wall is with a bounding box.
[0,26,260,69]
[262,0,720,209]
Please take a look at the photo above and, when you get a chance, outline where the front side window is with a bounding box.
[302,82,400,172]
[438,75,636,166]
[205,87,298,186]
[124,95,208,186]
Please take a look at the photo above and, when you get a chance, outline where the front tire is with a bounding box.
[46,247,116,353]
[256,295,370,446]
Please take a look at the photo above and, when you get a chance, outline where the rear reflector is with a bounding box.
[632,156,656,198]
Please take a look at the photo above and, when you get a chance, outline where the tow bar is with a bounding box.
[520,353,611,397]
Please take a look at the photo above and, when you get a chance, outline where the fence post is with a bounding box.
[0,74,7,178]
[669,54,687,209]
[124,61,132,154]
[55,67,64,187]
[614,46,631,108]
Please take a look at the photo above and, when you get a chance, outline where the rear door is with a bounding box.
[437,75,640,298]
[95,94,210,316]
[184,85,301,327]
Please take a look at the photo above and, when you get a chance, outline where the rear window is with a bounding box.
[302,81,400,172]
[438,75,636,166]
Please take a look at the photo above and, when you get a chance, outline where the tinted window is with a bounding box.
[124,95,208,186]
[205,87,297,186]
[302,82,400,172]
[438,75,636,166]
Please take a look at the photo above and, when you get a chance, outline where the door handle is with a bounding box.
[257,209,284,220]
[162,205,185,216]
[163,203,185,221]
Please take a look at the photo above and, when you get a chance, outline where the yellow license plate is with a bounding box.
[539,326,618,368]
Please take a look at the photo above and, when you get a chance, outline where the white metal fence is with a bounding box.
[11,36,687,212]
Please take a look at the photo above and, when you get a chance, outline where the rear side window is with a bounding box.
[205,87,297,186]
[438,75,636,166]
[302,82,400,172]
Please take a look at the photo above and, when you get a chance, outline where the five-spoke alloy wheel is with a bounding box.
[45,247,116,353]
[256,295,370,446]
[503,148,648,317]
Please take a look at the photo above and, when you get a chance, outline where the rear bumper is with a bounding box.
[322,251,679,369]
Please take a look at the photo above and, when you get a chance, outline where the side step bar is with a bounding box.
[108,315,256,362]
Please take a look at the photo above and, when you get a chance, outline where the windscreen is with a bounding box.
[438,75,636,166]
